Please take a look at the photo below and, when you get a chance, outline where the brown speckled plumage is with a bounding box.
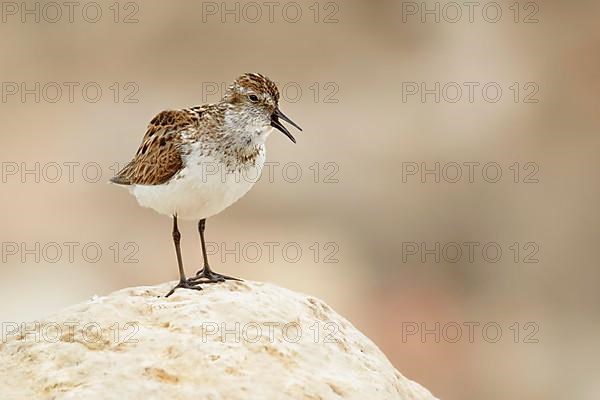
[110,109,201,185]
[111,73,293,186]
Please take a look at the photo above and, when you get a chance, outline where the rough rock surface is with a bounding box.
[0,281,438,400]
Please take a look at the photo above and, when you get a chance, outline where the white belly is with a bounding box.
[130,150,265,220]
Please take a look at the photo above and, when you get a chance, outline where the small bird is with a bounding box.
[110,73,302,297]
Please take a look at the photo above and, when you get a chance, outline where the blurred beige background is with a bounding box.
[1,1,599,399]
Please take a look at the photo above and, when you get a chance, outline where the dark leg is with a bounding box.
[198,219,211,274]
[173,215,186,282]
[191,219,241,283]
[165,215,203,297]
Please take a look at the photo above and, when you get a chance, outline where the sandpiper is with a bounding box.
[110,73,302,297]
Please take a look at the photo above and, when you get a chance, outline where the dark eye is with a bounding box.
[248,94,259,102]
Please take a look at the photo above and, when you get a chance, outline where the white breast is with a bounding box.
[130,147,266,220]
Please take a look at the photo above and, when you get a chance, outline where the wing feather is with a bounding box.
[111,109,200,185]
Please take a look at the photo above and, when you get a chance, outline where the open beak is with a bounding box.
[271,108,302,143]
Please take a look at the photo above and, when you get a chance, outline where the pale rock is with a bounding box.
[0,281,438,400]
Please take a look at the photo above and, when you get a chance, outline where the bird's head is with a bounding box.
[222,73,302,143]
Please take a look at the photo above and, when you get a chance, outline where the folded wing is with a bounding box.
[111,109,200,186]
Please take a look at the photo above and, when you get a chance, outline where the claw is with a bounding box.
[165,279,203,298]
[189,268,242,284]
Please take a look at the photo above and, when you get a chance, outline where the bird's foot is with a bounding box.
[165,279,203,298]
[190,267,242,284]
